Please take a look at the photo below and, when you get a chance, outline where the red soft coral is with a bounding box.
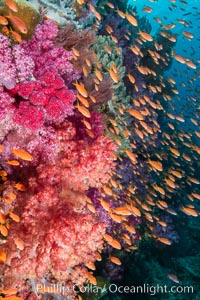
[13,101,44,131]
[11,73,75,129]
[2,186,106,298]
[37,120,117,192]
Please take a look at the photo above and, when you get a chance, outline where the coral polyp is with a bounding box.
[0,0,199,298]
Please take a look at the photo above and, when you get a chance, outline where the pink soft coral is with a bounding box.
[0,20,78,166]
[0,34,34,89]
[21,20,74,80]
[1,20,77,132]
[0,86,15,121]
[9,20,77,129]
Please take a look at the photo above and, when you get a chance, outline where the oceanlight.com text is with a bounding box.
[108,283,194,296]
[36,283,194,296]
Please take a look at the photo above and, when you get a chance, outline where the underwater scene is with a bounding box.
[0,0,199,299]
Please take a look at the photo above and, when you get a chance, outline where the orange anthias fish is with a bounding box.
[87,272,97,285]
[113,206,132,216]
[1,289,18,296]
[138,31,153,42]
[180,206,198,217]
[0,225,8,237]
[9,211,20,222]
[94,69,103,81]
[0,251,7,263]
[11,148,33,161]
[10,30,22,43]
[76,0,85,5]
[6,160,20,166]
[128,109,144,120]
[74,81,88,98]
[116,9,125,19]
[81,119,92,130]
[106,2,115,9]
[182,31,194,40]
[125,13,138,26]
[109,238,122,250]
[87,203,96,213]
[6,16,27,34]
[157,237,172,245]
[107,68,119,83]
[142,6,153,13]
[5,0,18,12]
[148,159,163,171]
[1,25,10,35]
[109,256,121,265]
[76,93,89,107]
[127,73,136,84]
[0,16,8,25]
[75,104,91,118]
[0,212,6,224]
[88,3,101,21]
[0,144,4,152]
[125,149,137,163]
[103,233,113,243]
[85,261,96,270]
[14,182,26,191]
[130,205,141,217]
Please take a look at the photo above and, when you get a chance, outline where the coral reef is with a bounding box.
[0,0,199,299]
